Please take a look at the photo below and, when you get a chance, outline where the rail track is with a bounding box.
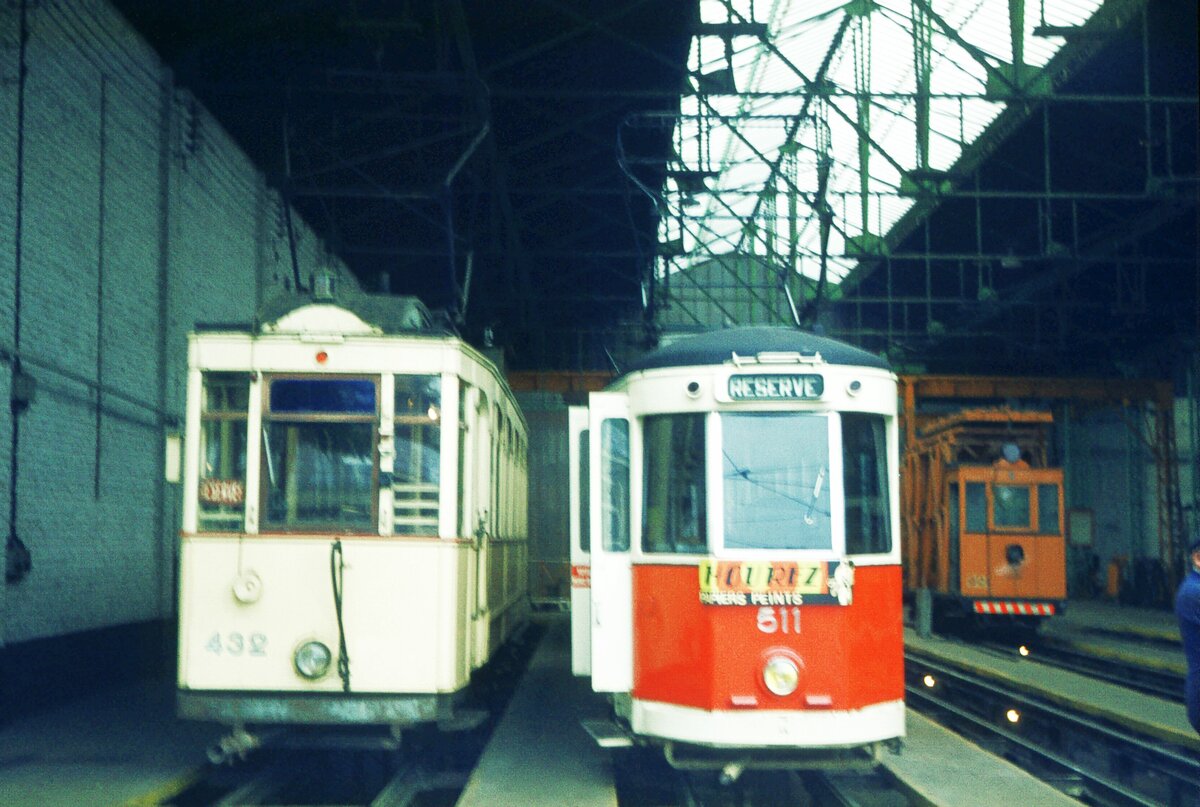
[973,636,1187,703]
[905,649,1200,807]
[166,744,467,806]
[160,624,543,807]
[611,746,914,807]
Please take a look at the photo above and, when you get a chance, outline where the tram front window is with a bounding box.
[994,484,1031,529]
[1037,483,1061,534]
[722,412,832,551]
[643,414,706,553]
[394,375,441,535]
[842,413,891,555]
[198,373,249,532]
[262,377,377,529]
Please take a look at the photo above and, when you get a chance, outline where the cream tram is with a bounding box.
[177,290,528,737]
[570,326,903,769]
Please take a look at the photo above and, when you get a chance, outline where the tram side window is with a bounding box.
[842,413,891,555]
[948,484,960,535]
[394,375,441,535]
[965,483,987,533]
[262,377,376,530]
[1037,483,1060,534]
[948,483,961,590]
[198,373,249,532]
[457,384,469,537]
[643,414,706,553]
[578,428,591,553]
[722,412,831,551]
[601,419,630,551]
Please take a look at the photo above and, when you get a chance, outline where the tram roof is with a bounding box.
[623,326,890,374]
[255,291,452,336]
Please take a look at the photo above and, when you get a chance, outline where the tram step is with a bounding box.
[581,718,635,748]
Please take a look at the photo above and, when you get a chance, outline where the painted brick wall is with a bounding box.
[0,0,357,658]
[0,4,19,650]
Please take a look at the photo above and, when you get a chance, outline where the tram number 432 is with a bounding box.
[206,632,267,656]
[756,606,801,634]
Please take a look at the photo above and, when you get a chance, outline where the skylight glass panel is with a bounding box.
[660,0,1105,292]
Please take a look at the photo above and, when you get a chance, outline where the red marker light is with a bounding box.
[316,351,328,364]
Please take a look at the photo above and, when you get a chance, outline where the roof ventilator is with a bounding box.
[730,350,823,367]
[311,272,337,301]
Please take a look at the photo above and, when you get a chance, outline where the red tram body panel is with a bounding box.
[631,564,903,712]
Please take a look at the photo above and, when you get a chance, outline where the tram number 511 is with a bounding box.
[756,606,801,634]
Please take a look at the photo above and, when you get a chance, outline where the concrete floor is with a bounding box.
[0,678,215,807]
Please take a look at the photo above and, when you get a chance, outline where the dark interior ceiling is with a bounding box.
[110,1,1197,377]
[110,0,694,369]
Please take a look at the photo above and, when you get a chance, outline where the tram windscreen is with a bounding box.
[994,484,1031,528]
[722,412,831,551]
[262,377,377,529]
[262,422,375,528]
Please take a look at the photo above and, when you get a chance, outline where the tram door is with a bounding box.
[587,392,633,693]
[567,406,591,676]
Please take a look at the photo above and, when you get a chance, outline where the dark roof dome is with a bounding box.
[624,326,890,375]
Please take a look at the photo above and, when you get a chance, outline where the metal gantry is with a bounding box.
[644,0,1197,377]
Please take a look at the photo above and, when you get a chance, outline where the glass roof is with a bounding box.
[657,0,1106,289]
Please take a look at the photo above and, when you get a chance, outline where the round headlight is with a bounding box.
[763,655,800,697]
[294,641,332,680]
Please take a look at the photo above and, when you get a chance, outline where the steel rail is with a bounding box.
[905,651,1200,806]
[979,639,1186,704]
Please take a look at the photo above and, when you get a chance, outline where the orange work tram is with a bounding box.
[904,408,1067,633]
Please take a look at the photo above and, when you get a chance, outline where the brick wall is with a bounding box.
[0,0,357,665]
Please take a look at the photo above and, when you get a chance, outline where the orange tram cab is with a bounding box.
[904,409,1067,632]
[569,327,905,769]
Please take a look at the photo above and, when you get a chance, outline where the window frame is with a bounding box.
[991,483,1034,531]
[840,411,893,557]
[712,410,842,557]
[392,373,443,536]
[196,372,252,533]
[600,417,632,552]
[1036,482,1062,536]
[641,412,709,555]
[258,373,381,533]
[964,481,988,534]
[635,409,868,559]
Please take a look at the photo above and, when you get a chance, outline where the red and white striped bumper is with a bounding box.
[972,600,1057,616]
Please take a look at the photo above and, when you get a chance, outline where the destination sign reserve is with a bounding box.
[728,373,823,401]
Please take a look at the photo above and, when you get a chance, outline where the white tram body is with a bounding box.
[177,292,528,728]
[570,327,904,763]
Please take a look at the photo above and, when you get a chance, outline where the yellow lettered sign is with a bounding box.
[698,560,837,606]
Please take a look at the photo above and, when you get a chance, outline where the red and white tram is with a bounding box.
[570,327,904,769]
[176,289,528,744]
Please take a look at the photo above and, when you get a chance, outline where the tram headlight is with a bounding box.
[294,641,332,680]
[762,655,800,697]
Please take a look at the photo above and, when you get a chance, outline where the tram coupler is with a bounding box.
[718,759,749,786]
[207,725,261,765]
